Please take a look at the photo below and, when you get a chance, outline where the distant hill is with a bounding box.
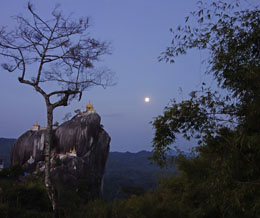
[104,151,177,200]
[0,138,15,166]
[0,138,177,200]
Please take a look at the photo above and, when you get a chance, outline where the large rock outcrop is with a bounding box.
[11,112,110,199]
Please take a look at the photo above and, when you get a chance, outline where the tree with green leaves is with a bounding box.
[151,0,260,216]
[152,0,260,166]
[0,3,114,217]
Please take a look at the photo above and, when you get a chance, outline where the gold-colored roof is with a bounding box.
[86,103,94,110]
[33,123,40,127]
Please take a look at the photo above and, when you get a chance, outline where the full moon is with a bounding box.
[144,97,150,103]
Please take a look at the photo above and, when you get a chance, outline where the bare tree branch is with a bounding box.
[0,3,114,217]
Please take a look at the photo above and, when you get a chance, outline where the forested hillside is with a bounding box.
[0,138,177,200]
[104,151,177,200]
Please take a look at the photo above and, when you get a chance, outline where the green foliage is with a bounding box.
[0,168,52,218]
[120,186,145,199]
[150,0,260,217]
[153,0,260,165]
[58,189,87,218]
[85,200,112,218]
[82,147,260,217]
[0,164,24,180]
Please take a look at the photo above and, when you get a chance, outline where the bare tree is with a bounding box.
[0,3,114,217]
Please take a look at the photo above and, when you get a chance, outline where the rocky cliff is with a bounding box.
[11,112,110,199]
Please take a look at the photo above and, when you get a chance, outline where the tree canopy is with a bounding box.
[149,1,260,216]
[152,0,260,166]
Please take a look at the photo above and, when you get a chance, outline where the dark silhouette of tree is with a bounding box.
[0,3,114,217]
[149,1,260,216]
[152,0,260,166]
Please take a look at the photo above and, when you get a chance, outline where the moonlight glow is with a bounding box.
[144,97,150,103]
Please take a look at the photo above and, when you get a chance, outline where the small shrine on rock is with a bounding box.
[86,102,96,114]
[58,147,77,159]
[32,123,40,131]
[27,155,35,164]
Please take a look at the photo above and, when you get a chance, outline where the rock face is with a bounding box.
[11,112,110,199]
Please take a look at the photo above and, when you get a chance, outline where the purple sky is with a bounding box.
[0,0,257,152]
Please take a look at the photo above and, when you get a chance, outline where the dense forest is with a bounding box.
[0,147,177,218]
[0,141,177,201]
[0,0,260,217]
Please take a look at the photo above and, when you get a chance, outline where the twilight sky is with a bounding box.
[0,0,257,152]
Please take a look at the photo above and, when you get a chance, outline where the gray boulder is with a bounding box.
[11,112,110,199]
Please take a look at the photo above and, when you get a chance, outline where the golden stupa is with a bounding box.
[86,102,96,114]
[86,103,94,111]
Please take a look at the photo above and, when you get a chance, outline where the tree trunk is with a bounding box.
[45,105,59,218]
